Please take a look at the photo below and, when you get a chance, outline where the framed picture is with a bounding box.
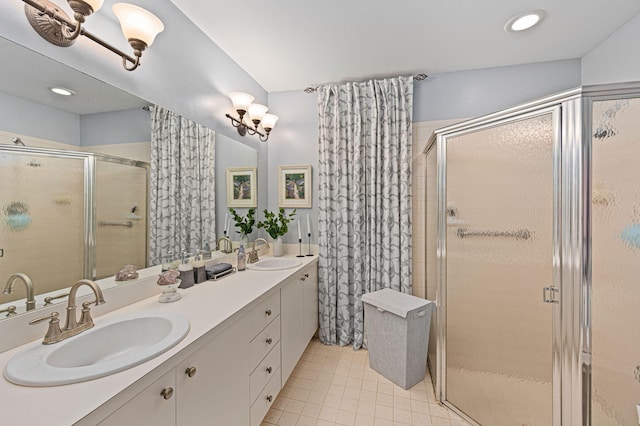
[279,165,312,208]
[226,167,257,207]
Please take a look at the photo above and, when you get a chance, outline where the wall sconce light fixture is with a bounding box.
[225,92,279,142]
[21,0,164,71]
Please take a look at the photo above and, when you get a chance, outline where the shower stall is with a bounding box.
[0,145,148,301]
[426,82,640,425]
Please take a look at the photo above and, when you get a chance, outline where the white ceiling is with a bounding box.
[169,0,640,93]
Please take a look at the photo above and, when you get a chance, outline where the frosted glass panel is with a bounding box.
[95,160,148,279]
[0,152,85,301]
[425,146,438,386]
[445,113,554,425]
[591,97,640,425]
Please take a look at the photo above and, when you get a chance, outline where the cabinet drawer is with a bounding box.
[244,291,281,338]
[249,315,281,369]
[250,341,281,404]
[250,368,282,426]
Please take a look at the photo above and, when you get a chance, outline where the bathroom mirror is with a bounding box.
[0,36,259,319]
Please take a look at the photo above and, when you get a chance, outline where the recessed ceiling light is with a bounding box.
[505,9,546,32]
[50,87,76,96]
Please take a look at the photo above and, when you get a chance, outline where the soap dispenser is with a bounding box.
[177,250,195,289]
[237,245,246,271]
[162,250,178,272]
[193,250,207,284]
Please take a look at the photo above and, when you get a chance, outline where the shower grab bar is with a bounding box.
[456,228,531,240]
[98,220,133,228]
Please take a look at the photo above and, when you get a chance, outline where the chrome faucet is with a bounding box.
[217,237,233,254]
[29,279,105,345]
[248,238,270,264]
[3,273,36,311]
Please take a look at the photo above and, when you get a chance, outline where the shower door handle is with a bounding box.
[542,285,560,304]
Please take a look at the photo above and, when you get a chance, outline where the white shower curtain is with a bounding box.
[149,105,216,265]
[317,76,413,349]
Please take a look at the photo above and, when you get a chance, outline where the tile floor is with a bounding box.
[261,339,470,426]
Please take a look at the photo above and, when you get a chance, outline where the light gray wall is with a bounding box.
[267,90,319,244]
[0,90,80,145]
[582,12,640,85]
[80,108,150,146]
[414,59,581,122]
[266,59,582,244]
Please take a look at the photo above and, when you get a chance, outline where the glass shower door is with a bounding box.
[443,110,558,425]
[591,96,640,425]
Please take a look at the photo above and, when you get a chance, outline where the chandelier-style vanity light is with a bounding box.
[21,0,164,71]
[225,92,279,142]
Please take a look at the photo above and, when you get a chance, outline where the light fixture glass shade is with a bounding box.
[248,103,269,122]
[82,0,104,12]
[229,92,255,113]
[112,3,165,46]
[505,10,546,32]
[261,113,279,130]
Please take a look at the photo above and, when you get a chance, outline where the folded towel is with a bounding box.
[205,263,234,280]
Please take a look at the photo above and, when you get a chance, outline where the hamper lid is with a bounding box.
[361,288,433,318]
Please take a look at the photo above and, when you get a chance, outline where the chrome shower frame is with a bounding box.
[425,81,640,425]
[0,145,150,280]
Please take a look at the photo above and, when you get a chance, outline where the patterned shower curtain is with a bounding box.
[149,105,216,265]
[317,76,413,350]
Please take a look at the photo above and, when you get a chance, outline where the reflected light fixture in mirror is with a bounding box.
[225,92,279,142]
[21,0,164,71]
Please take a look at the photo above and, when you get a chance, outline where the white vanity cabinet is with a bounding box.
[281,263,319,384]
[175,320,249,426]
[16,258,322,426]
[98,369,176,426]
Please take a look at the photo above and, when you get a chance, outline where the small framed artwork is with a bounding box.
[227,167,257,207]
[279,165,312,208]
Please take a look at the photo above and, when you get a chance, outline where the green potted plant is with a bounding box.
[257,208,296,256]
[228,208,255,244]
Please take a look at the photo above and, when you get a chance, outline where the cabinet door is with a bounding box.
[302,264,319,342]
[176,322,250,426]
[98,369,176,426]
[281,276,304,385]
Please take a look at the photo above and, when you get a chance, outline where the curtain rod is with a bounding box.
[303,73,427,93]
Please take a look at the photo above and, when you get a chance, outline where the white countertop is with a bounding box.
[0,254,318,425]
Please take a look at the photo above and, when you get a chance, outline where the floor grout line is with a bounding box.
[261,338,470,426]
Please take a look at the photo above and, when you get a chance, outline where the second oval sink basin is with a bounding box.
[247,258,302,271]
[4,311,190,386]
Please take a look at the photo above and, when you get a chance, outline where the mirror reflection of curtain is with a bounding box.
[317,76,413,349]
[149,106,215,265]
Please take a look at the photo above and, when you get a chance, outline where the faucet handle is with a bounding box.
[79,301,97,326]
[29,312,62,345]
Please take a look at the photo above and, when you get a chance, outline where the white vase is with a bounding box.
[273,236,283,257]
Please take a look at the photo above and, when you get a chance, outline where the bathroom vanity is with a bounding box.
[0,255,318,426]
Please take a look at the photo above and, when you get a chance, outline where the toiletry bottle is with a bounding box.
[162,251,175,272]
[237,245,246,271]
[178,250,195,288]
[193,250,207,284]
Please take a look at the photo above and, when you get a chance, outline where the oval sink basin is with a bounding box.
[4,311,190,386]
[247,258,302,271]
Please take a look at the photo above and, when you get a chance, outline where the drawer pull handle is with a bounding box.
[161,387,174,400]
[265,309,272,316]
[266,395,273,402]
[304,273,309,278]
[266,338,273,345]
[266,366,273,374]
[185,366,197,378]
